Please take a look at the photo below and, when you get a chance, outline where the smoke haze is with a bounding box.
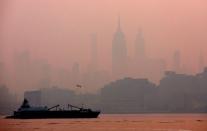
[1,0,207,93]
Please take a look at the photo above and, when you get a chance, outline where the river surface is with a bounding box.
[0,114,207,131]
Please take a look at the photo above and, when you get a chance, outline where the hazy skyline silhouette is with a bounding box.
[0,0,207,93]
[1,2,207,131]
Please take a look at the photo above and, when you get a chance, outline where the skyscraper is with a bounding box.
[13,50,33,92]
[71,62,80,86]
[134,29,145,60]
[198,51,204,72]
[173,50,181,73]
[0,62,4,85]
[112,16,127,79]
[37,60,51,88]
[0,35,4,86]
[90,33,98,71]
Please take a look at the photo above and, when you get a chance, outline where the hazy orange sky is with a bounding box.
[1,0,207,73]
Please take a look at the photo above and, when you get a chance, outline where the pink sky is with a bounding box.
[1,0,207,73]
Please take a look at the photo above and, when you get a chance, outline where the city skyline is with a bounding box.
[1,1,207,71]
[1,1,207,131]
[0,22,206,94]
[0,0,207,94]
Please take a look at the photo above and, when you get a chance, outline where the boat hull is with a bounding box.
[7,110,100,119]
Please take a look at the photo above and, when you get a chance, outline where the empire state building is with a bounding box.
[112,17,127,79]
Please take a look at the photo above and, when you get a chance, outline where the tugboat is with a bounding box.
[6,99,100,119]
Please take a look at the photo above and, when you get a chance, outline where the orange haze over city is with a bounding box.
[1,0,207,93]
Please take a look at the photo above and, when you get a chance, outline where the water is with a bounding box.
[1,114,207,131]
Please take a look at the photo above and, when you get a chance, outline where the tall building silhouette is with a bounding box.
[90,33,98,71]
[173,50,181,73]
[198,51,204,72]
[0,42,4,85]
[71,62,80,86]
[14,50,33,92]
[37,60,51,88]
[0,62,4,85]
[112,16,127,79]
[134,29,145,60]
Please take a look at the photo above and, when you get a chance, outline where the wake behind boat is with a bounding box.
[6,99,100,119]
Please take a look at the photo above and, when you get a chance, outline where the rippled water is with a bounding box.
[0,114,207,131]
